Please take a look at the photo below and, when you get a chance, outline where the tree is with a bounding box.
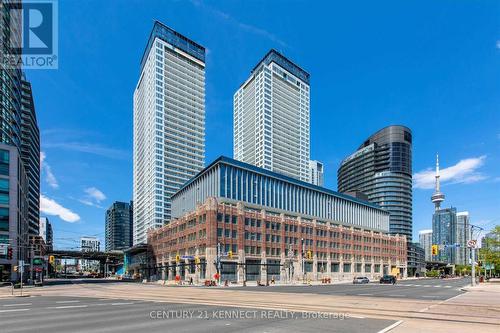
[479,225,500,276]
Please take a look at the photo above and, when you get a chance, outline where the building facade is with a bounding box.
[456,212,471,265]
[233,50,310,183]
[0,144,28,281]
[80,236,101,273]
[81,237,100,252]
[432,207,458,264]
[309,160,324,186]
[418,229,433,262]
[149,197,407,284]
[105,201,133,251]
[172,157,391,233]
[407,243,425,276]
[20,75,40,237]
[147,156,407,283]
[39,217,53,252]
[338,125,413,240]
[133,21,206,245]
[0,3,40,282]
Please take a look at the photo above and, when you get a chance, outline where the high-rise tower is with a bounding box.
[133,21,206,244]
[431,154,445,210]
[233,50,310,182]
[337,125,413,240]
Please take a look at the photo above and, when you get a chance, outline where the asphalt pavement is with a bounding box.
[232,277,470,300]
[0,296,397,333]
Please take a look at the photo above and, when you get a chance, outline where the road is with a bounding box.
[233,277,470,300]
[0,296,396,333]
[1,277,497,333]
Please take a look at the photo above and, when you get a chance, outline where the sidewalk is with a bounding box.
[393,282,500,333]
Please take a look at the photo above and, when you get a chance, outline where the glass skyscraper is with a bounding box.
[0,2,40,282]
[233,50,311,183]
[432,207,457,263]
[105,201,133,252]
[133,21,205,244]
[432,208,470,265]
[337,125,413,240]
[21,75,40,237]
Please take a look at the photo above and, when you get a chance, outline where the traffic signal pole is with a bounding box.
[471,246,476,287]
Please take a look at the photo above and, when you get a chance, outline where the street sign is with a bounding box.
[467,240,477,248]
[0,244,7,255]
[181,255,194,260]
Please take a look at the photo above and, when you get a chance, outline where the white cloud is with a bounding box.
[43,142,129,160]
[78,198,103,209]
[40,152,59,189]
[413,155,487,189]
[40,194,80,223]
[84,187,106,202]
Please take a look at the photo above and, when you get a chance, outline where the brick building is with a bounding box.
[148,197,407,283]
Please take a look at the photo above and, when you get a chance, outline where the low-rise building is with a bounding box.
[148,157,407,283]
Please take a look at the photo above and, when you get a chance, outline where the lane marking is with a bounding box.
[111,302,134,306]
[433,285,441,288]
[55,300,80,304]
[444,286,452,288]
[0,308,30,313]
[422,295,439,298]
[388,294,406,297]
[357,293,373,296]
[3,303,32,307]
[52,305,88,309]
[349,315,366,319]
[377,320,403,333]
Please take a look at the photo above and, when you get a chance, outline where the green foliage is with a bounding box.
[479,225,500,272]
[426,270,440,277]
[455,264,471,275]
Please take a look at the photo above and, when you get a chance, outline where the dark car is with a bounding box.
[379,275,397,284]
[353,276,370,284]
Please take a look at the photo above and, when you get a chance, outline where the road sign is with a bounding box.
[467,240,477,248]
[0,244,7,255]
[181,255,194,260]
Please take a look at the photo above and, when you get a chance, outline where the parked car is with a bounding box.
[380,275,397,284]
[353,276,370,284]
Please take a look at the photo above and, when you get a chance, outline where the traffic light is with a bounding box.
[431,245,439,256]
[175,254,180,263]
[307,250,312,259]
[228,250,233,259]
[49,255,55,264]
[195,257,200,265]
[7,247,13,260]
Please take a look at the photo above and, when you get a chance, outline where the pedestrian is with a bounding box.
[189,277,193,285]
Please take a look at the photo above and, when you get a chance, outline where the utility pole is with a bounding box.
[469,224,483,287]
[471,245,476,286]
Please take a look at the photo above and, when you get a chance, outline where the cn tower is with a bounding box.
[431,154,445,210]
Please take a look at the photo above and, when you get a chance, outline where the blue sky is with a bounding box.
[27,0,500,249]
